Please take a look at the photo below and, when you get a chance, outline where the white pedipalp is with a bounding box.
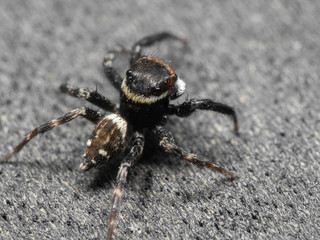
[170,77,186,100]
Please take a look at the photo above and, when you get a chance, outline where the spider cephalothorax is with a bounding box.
[2,32,239,240]
[120,56,185,129]
[123,56,178,101]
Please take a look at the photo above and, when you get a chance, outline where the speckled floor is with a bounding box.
[0,1,319,239]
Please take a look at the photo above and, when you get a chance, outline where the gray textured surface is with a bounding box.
[0,0,319,239]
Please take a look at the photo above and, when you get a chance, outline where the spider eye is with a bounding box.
[151,86,163,96]
[162,76,175,89]
[126,70,133,80]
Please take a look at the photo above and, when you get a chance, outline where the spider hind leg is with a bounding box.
[152,126,235,179]
[107,132,144,240]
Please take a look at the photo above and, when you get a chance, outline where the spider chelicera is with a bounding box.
[2,32,239,240]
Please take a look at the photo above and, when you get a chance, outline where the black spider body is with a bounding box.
[120,95,169,129]
[3,32,239,240]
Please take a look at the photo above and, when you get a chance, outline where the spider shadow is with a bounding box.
[88,159,120,190]
[135,147,237,207]
[87,150,160,193]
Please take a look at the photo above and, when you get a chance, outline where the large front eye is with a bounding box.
[126,70,133,80]
[126,70,137,87]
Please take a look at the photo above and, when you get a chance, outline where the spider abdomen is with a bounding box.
[80,114,132,171]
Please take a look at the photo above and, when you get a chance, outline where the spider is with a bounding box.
[2,32,239,240]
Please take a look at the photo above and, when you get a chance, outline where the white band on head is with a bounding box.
[121,77,171,104]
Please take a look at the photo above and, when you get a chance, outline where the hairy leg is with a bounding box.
[103,46,129,90]
[167,99,238,132]
[2,107,103,162]
[60,84,117,112]
[130,32,186,65]
[152,126,235,179]
[107,132,145,240]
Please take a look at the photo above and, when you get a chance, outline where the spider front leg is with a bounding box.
[152,126,235,179]
[130,32,186,65]
[60,84,118,112]
[168,99,239,132]
[103,46,129,90]
[2,107,103,162]
[107,132,145,240]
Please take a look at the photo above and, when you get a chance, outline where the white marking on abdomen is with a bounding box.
[104,114,128,139]
[98,149,108,157]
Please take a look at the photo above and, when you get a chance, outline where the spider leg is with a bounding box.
[107,132,145,240]
[60,84,117,112]
[152,126,235,179]
[2,107,103,163]
[103,46,129,90]
[130,32,186,65]
[167,99,239,132]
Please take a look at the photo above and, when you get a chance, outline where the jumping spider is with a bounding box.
[3,32,238,240]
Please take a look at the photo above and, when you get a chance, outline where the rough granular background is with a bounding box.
[0,0,319,239]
